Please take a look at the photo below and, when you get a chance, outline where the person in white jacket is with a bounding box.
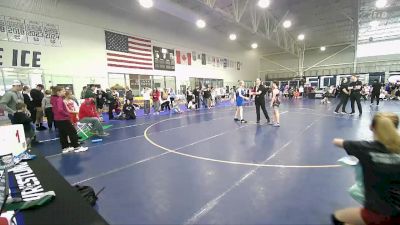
[141,87,151,115]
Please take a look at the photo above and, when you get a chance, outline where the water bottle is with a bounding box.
[91,139,103,143]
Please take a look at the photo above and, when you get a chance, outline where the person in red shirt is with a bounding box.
[79,98,109,136]
[152,88,161,115]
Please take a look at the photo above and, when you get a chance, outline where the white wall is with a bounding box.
[0,0,260,93]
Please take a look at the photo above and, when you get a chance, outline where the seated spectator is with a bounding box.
[122,100,138,120]
[13,102,36,147]
[78,98,109,137]
[172,98,183,114]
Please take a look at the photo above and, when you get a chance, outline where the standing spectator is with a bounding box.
[160,89,170,112]
[51,86,88,153]
[105,89,115,120]
[13,103,36,147]
[64,91,79,125]
[299,85,304,97]
[0,80,24,122]
[203,87,212,109]
[96,89,106,116]
[192,86,200,110]
[169,88,176,108]
[80,86,87,99]
[85,84,96,99]
[42,90,54,130]
[152,88,161,115]
[370,80,382,106]
[30,84,46,131]
[22,86,35,122]
[141,87,151,115]
[125,89,134,102]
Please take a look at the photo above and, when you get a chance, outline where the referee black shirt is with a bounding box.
[254,85,267,103]
[349,80,363,95]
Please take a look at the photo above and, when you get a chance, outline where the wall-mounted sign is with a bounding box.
[0,15,61,47]
[153,46,175,71]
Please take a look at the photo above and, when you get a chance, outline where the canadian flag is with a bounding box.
[176,50,192,65]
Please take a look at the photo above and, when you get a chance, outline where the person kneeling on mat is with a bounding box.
[331,112,400,225]
[79,98,109,137]
[123,100,138,120]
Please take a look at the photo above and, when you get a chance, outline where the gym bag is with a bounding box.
[74,185,105,206]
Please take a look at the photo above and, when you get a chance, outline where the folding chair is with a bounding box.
[76,122,93,139]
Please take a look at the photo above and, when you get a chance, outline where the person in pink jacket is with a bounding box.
[50,86,88,153]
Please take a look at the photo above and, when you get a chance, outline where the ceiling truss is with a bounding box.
[199,0,301,57]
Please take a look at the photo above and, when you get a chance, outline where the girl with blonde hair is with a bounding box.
[234,80,249,123]
[332,112,400,225]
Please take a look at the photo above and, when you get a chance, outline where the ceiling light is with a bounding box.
[251,43,258,49]
[370,20,379,27]
[320,46,326,51]
[283,20,292,28]
[196,19,206,28]
[161,48,167,54]
[138,0,153,8]
[229,33,237,40]
[297,34,305,41]
[375,0,387,8]
[258,0,270,8]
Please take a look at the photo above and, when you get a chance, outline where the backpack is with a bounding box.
[74,185,105,206]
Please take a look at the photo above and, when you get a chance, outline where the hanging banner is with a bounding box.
[5,16,27,43]
[26,20,45,45]
[0,16,7,41]
[43,23,61,47]
[153,46,175,71]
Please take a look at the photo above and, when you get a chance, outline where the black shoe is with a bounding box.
[256,121,260,123]
[234,118,239,121]
[240,119,247,123]
[36,126,46,131]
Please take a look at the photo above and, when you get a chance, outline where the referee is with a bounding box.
[349,75,363,116]
[252,78,271,124]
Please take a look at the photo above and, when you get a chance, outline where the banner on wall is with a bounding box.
[223,58,227,69]
[201,53,206,65]
[237,61,241,71]
[176,50,191,65]
[26,20,45,45]
[192,51,196,61]
[5,16,27,43]
[0,16,7,41]
[153,46,175,71]
[43,23,61,47]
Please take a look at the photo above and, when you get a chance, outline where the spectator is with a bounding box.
[30,84,46,131]
[85,84,96,99]
[141,87,151,115]
[64,91,79,125]
[106,89,115,120]
[79,98,109,136]
[51,86,88,153]
[80,86,87,99]
[122,100,138,120]
[42,90,54,130]
[152,88,161,115]
[22,86,35,122]
[0,80,24,122]
[13,102,36,148]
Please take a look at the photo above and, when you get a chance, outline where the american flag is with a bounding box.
[105,31,153,70]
